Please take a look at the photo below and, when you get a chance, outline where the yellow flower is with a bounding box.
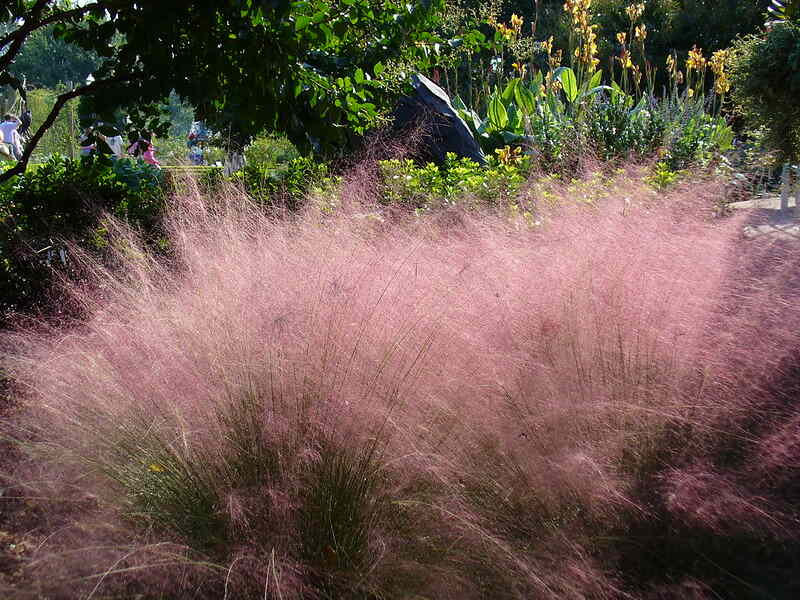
[709,49,728,76]
[543,36,554,56]
[634,23,647,41]
[687,88,694,98]
[510,13,524,33]
[686,45,706,72]
[617,32,626,45]
[512,61,527,77]
[496,145,523,165]
[714,76,731,95]
[148,463,165,473]
[616,48,633,69]
[625,2,645,22]
[631,64,642,85]
[708,49,730,94]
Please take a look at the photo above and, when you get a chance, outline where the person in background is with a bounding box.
[98,132,124,158]
[127,130,161,168]
[79,126,97,157]
[0,114,24,160]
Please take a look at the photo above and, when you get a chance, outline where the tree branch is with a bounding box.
[0,2,104,73]
[0,76,127,184]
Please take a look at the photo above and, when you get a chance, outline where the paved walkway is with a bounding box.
[729,195,800,240]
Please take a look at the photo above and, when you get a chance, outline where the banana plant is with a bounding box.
[452,67,610,155]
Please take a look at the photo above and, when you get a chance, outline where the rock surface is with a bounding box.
[392,74,486,166]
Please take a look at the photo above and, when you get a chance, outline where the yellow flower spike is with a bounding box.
[709,49,728,76]
[617,48,633,69]
[510,13,524,33]
[686,45,706,72]
[632,64,642,85]
[625,2,645,22]
[544,36,554,55]
[634,23,647,41]
[617,32,626,45]
[714,76,731,95]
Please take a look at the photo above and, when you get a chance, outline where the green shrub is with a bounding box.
[378,152,530,209]
[233,155,329,211]
[586,94,666,161]
[244,132,300,170]
[729,23,800,161]
[0,155,165,314]
[663,111,734,170]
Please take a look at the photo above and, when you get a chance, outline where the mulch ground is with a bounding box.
[0,393,47,595]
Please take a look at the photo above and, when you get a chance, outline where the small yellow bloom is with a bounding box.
[496,145,523,165]
[148,463,165,473]
[634,23,647,41]
[512,62,527,77]
[687,88,694,98]
[510,13,524,33]
[617,32,626,45]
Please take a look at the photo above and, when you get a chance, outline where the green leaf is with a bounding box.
[501,131,524,143]
[588,69,602,90]
[374,62,385,76]
[582,85,612,99]
[506,103,522,132]
[514,85,536,115]
[557,67,579,103]
[501,78,520,104]
[488,95,509,130]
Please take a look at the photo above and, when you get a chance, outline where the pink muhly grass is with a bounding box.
[2,164,798,598]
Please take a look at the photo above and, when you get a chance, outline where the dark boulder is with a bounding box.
[392,74,486,166]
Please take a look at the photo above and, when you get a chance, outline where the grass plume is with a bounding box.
[2,167,800,598]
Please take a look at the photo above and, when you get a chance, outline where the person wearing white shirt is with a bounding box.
[0,114,24,161]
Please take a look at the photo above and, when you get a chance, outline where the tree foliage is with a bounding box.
[729,22,800,160]
[8,25,99,88]
[1,0,449,182]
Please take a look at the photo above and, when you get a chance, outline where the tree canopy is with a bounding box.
[8,24,99,88]
[1,0,449,181]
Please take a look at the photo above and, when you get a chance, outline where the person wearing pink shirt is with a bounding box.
[126,130,161,168]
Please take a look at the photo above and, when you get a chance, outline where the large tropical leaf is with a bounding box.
[768,0,799,22]
[555,67,579,103]
[488,94,509,130]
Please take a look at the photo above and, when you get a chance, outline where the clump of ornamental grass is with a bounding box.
[2,166,799,599]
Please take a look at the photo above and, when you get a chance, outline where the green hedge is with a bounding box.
[0,155,165,315]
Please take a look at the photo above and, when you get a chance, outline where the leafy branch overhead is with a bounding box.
[1,0,455,182]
